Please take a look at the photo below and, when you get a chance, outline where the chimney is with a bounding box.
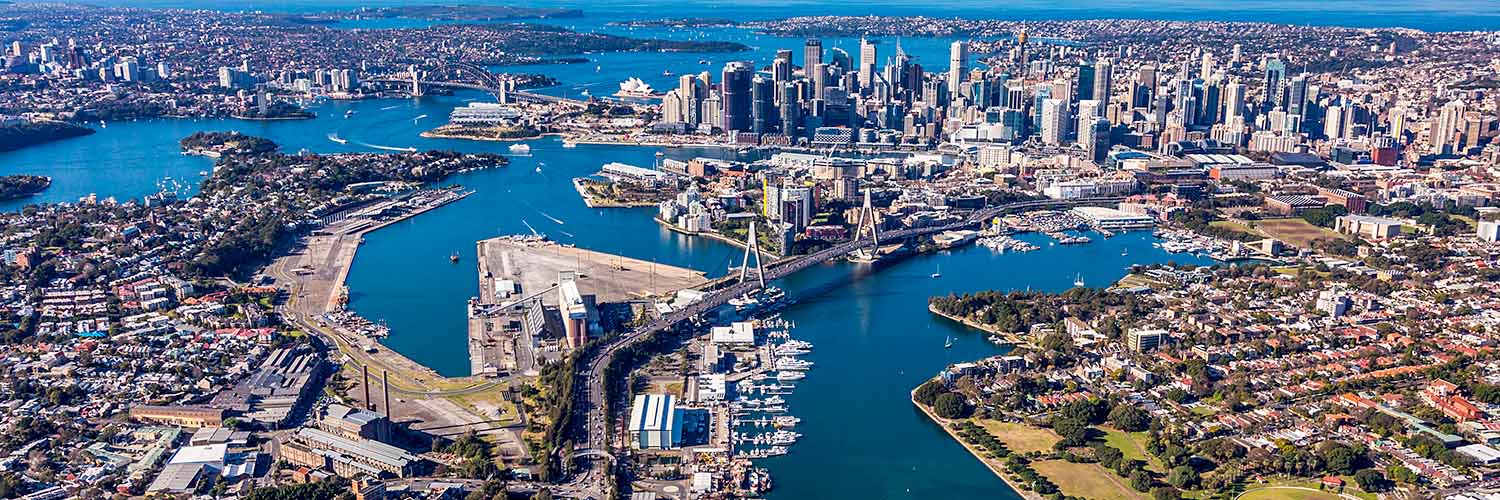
[382,369,391,419]
[362,364,372,411]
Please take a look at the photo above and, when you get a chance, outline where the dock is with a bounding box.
[468,236,708,376]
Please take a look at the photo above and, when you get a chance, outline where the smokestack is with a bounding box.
[382,369,391,419]
[362,364,371,411]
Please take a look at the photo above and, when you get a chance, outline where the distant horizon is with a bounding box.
[32,0,1500,32]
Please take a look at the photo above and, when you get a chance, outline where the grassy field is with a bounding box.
[974,419,1061,454]
[1237,487,1345,500]
[1100,427,1165,472]
[1210,219,1261,239]
[1253,218,1348,248]
[1032,460,1146,500]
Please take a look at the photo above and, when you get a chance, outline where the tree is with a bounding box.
[914,380,948,406]
[1318,442,1363,475]
[1051,417,1092,447]
[1151,486,1182,500]
[1167,465,1199,489]
[933,393,971,419]
[1385,464,1417,484]
[1109,403,1151,432]
[1130,469,1154,492]
[1352,469,1387,492]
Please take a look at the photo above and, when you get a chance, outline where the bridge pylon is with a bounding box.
[739,220,767,288]
[852,190,880,261]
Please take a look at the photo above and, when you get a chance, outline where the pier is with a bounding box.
[468,237,709,376]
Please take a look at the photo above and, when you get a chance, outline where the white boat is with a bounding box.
[509,143,532,154]
[562,141,578,148]
[1073,273,1085,288]
[931,264,941,278]
[944,336,953,349]
[327,133,348,145]
[775,371,806,381]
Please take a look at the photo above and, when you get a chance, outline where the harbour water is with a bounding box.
[0,1,1423,497]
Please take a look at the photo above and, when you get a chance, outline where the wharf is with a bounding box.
[468,237,709,376]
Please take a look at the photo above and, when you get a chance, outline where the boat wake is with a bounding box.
[413,114,429,121]
[558,230,575,238]
[379,105,400,111]
[326,133,348,145]
[539,211,565,225]
[520,218,541,236]
[353,140,417,153]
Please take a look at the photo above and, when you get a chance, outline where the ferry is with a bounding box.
[450,251,461,263]
[327,133,348,145]
[1074,273,1085,288]
[509,143,532,154]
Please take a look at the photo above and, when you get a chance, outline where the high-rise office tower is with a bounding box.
[803,39,823,71]
[1431,99,1465,154]
[859,37,878,91]
[1223,80,1246,120]
[1264,58,1287,106]
[813,63,829,101]
[1199,52,1215,81]
[781,81,802,136]
[829,47,851,73]
[721,61,753,133]
[1132,65,1157,108]
[1075,61,1096,102]
[1040,98,1069,145]
[751,75,775,134]
[772,49,793,103]
[1093,58,1112,107]
[679,74,701,125]
[1323,104,1345,140]
[1285,73,1309,120]
[948,41,967,96]
[1076,99,1102,147]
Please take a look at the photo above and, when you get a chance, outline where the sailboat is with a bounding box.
[1073,273,1085,287]
[931,264,941,278]
[944,336,953,349]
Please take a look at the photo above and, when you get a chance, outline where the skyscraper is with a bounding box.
[1264,58,1287,106]
[859,37,878,91]
[803,39,823,71]
[1223,80,1246,120]
[721,61,753,133]
[1075,61,1096,102]
[812,63,829,101]
[948,41,967,97]
[1285,73,1309,119]
[1431,99,1465,154]
[1040,98,1069,145]
[679,74,701,126]
[751,75,775,134]
[1076,99,1102,147]
[1093,58,1113,107]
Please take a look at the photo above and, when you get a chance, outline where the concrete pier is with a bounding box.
[468,237,708,376]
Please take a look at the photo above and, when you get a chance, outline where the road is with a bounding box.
[561,197,1123,499]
